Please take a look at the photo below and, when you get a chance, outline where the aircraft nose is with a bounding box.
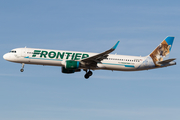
[3,53,9,60]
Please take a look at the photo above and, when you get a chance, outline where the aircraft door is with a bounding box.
[21,48,26,57]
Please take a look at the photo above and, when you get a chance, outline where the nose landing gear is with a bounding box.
[20,63,25,72]
[84,70,93,79]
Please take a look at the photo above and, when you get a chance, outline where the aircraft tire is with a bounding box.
[87,71,93,76]
[84,74,89,79]
[20,69,24,72]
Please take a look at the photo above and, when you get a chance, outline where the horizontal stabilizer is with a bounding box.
[157,58,176,65]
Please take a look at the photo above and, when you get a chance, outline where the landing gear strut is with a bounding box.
[20,63,25,72]
[84,70,93,79]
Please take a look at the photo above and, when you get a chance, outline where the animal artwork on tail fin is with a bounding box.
[149,36,174,66]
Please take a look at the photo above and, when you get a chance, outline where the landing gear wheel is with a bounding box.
[20,63,25,72]
[87,71,93,76]
[20,69,24,72]
[84,74,90,79]
[84,70,93,79]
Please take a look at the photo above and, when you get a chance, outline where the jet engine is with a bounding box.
[61,60,81,74]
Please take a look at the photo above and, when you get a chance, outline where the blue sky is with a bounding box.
[0,0,180,120]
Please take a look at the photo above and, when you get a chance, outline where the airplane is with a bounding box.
[3,36,176,79]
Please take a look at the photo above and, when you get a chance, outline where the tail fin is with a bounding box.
[149,36,174,66]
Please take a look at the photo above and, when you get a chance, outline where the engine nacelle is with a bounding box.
[61,60,81,74]
[65,60,80,69]
[61,67,81,74]
[61,67,75,74]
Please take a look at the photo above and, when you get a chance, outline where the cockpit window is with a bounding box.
[9,51,16,53]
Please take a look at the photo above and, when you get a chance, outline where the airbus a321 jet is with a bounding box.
[3,36,176,79]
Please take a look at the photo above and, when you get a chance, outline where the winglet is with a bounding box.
[112,41,120,49]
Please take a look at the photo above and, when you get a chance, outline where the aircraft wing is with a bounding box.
[157,58,176,64]
[81,41,120,65]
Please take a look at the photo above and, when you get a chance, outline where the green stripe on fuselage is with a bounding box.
[25,56,63,61]
[102,63,135,68]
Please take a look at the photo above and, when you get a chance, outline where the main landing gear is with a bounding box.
[20,63,25,72]
[84,70,93,79]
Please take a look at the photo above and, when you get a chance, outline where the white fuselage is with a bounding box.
[3,37,176,79]
[3,47,158,71]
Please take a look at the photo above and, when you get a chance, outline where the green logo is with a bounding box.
[32,50,89,60]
